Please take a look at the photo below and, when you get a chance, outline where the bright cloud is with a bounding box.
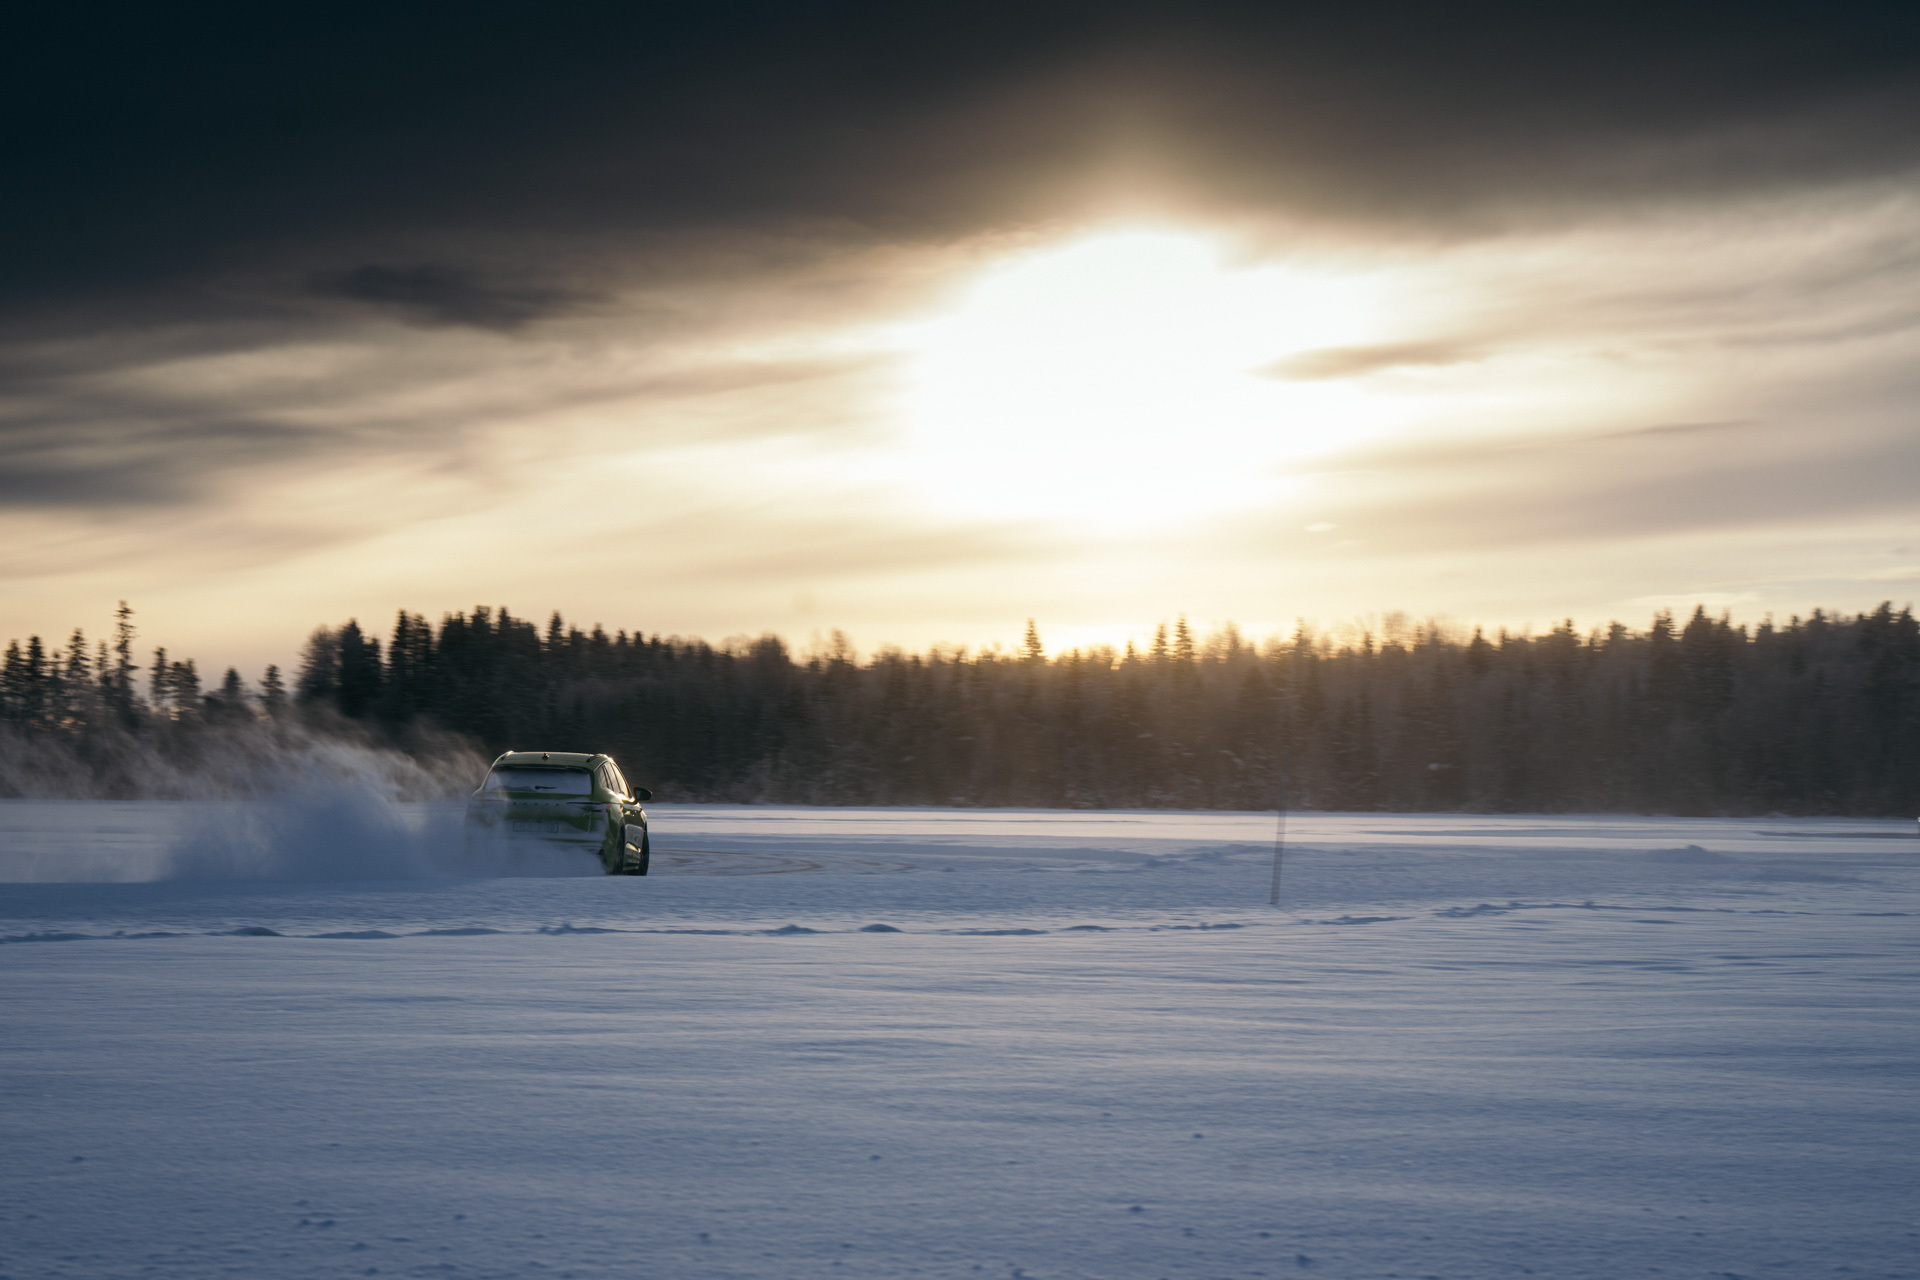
[3,188,1919,672]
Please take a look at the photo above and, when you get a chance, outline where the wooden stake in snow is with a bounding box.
[1270,677,1292,907]
[1269,805,1286,906]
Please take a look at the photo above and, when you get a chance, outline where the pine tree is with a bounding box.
[0,640,23,724]
[110,602,140,722]
[1464,627,1492,676]
[296,627,340,705]
[168,660,201,719]
[94,641,113,717]
[261,665,287,718]
[384,612,433,722]
[61,629,92,728]
[335,621,383,718]
[1174,615,1195,665]
[21,636,49,731]
[149,648,170,718]
[1021,619,1045,664]
[205,667,249,723]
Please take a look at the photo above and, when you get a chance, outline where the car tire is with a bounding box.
[614,825,650,876]
[634,829,650,877]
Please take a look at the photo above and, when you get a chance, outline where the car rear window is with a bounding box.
[482,767,593,796]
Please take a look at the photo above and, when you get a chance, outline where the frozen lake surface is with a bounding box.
[4,803,1918,1279]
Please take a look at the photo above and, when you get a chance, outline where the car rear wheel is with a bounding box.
[615,825,650,876]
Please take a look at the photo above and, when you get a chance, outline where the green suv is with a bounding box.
[464,751,653,875]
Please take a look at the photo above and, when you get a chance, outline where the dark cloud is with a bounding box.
[306,264,589,330]
[0,411,326,509]
[0,323,403,513]
[5,2,1918,315]
[0,313,890,513]
[3,0,1917,531]
[0,458,189,509]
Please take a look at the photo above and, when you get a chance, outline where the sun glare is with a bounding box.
[894,229,1393,528]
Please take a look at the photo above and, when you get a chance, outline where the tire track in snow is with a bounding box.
[651,847,916,875]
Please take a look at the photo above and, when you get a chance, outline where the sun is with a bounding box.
[891,227,1392,529]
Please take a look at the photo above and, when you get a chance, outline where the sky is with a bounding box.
[4,1,1919,675]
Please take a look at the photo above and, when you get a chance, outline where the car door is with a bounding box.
[613,762,641,824]
[601,760,643,840]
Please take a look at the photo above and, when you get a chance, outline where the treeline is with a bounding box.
[0,604,468,799]
[0,604,276,759]
[5,602,1918,813]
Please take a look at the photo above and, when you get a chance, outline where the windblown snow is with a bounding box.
[3,802,1916,1279]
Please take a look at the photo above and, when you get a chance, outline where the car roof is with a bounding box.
[491,751,605,769]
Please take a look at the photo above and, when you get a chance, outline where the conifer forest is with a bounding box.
[3,602,1918,814]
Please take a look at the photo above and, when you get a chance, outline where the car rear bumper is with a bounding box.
[465,801,618,872]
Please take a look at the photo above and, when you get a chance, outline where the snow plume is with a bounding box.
[163,783,455,881]
[0,717,618,881]
[0,716,489,881]
[0,715,485,802]
[157,728,480,881]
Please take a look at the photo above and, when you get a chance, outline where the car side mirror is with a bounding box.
[636,787,654,802]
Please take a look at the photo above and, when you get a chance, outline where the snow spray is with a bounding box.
[160,732,480,880]
[164,782,449,881]
[0,717,490,881]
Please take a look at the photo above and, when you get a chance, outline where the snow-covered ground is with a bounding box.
[4,802,1917,1279]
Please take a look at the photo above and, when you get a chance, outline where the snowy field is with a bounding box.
[3,801,1918,1280]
